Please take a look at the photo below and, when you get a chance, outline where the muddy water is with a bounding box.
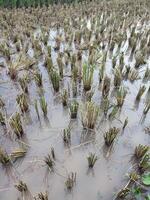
[0,23,150,200]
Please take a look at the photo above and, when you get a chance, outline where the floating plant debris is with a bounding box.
[10,148,27,159]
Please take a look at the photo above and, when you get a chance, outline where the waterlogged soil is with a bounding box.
[0,13,150,200]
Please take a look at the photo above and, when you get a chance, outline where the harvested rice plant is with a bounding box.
[0,0,150,199]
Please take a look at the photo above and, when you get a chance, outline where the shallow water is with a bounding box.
[0,5,150,200]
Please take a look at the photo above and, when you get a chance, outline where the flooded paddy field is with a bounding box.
[0,0,150,199]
